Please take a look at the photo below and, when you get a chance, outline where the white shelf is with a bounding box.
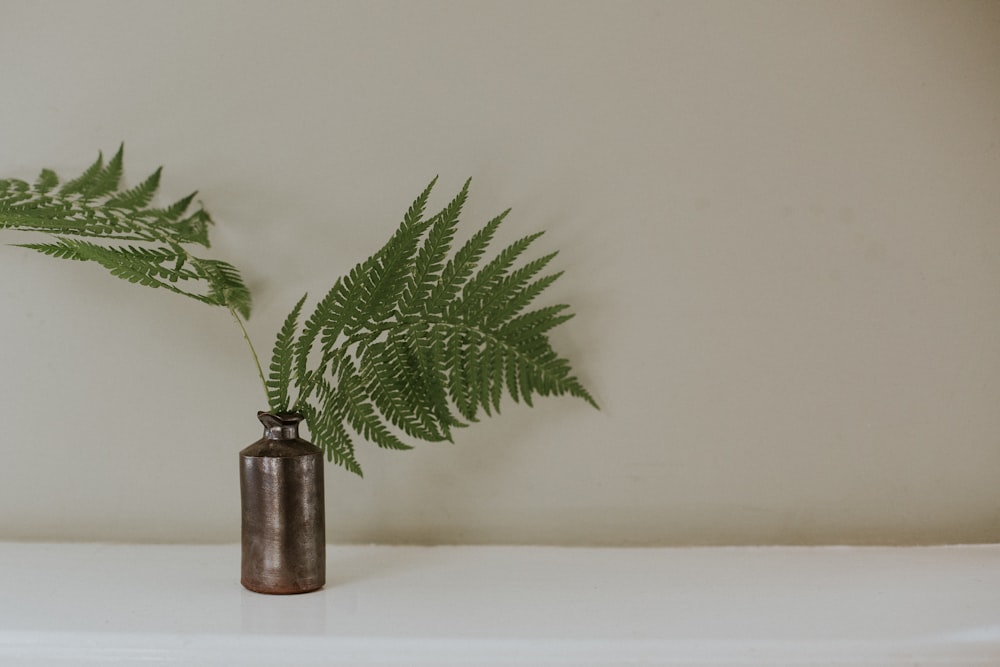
[1,543,998,665]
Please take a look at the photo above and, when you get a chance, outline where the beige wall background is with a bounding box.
[1,1,998,545]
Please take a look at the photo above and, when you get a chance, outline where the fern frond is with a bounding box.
[499,304,574,343]
[17,238,214,299]
[446,328,479,421]
[266,294,307,412]
[14,240,89,261]
[468,252,559,324]
[172,204,212,247]
[106,167,162,210]
[58,150,107,197]
[294,278,343,385]
[424,209,508,314]
[387,331,451,440]
[1,147,252,318]
[403,177,438,230]
[360,185,441,328]
[161,192,197,220]
[361,339,446,442]
[483,270,564,328]
[271,179,595,473]
[82,144,125,200]
[407,323,466,432]
[193,258,252,319]
[398,179,468,315]
[299,400,362,476]
[454,231,545,316]
[336,355,412,451]
[34,169,59,194]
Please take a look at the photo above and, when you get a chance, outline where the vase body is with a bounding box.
[240,411,325,594]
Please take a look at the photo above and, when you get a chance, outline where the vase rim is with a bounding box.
[257,412,305,440]
[257,411,304,427]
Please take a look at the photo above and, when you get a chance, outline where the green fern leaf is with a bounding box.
[268,178,595,474]
[403,176,437,230]
[34,169,59,194]
[454,231,545,317]
[499,304,574,343]
[329,262,381,341]
[299,400,362,476]
[479,336,496,416]
[191,258,252,318]
[362,191,439,327]
[505,348,521,404]
[106,167,162,210]
[408,324,465,431]
[1,147,252,318]
[336,355,412,450]
[446,328,478,420]
[398,179,468,315]
[79,144,125,200]
[18,238,208,296]
[58,151,106,197]
[424,209,508,314]
[293,182,446,388]
[484,270,564,328]
[267,294,307,412]
[294,278,343,384]
[469,252,559,324]
[173,205,213,247]
[14,240,88,261]
[361,339,446,442]
[387,331,451,440]
[158,192,197,220]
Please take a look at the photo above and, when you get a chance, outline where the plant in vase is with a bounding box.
[1,148,597,593]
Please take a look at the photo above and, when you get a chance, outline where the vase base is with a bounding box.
[241,578,324,595]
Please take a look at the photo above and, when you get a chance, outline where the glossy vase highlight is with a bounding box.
[240,412,325,594]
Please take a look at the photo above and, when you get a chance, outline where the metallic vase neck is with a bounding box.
[257,411,304,440]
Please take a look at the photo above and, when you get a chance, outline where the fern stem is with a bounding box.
[229,304,269,408]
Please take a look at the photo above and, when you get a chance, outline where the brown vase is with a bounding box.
[240,411,325,594]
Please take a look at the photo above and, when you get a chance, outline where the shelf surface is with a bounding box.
[1,542,998,665]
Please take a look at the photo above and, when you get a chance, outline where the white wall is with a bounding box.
[1,0,998,545]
